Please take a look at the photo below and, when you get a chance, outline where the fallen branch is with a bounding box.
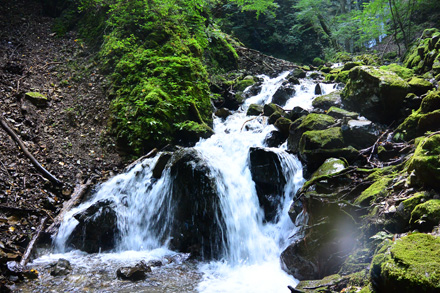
[124,148,158,172]
[0,116,62,186]
[46,178,93,234]
[20,216,47,267]
[240,115,262,131]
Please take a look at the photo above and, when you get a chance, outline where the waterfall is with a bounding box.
[48,71,335,292]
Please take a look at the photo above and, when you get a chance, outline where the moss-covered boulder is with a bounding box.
[408,77,434,96]
[410,199,440,231]
[370,233,440,293]
[341,66,410,123]
[246,103,263,116]
[354,176,392,206]
[174,121,214,146]
[274,117,292,137]
[271,81,295,107]
[287,113,336,153]
[311,90,342,110]
[263,103,285,117]
[380,64,414,79]
[327,106,359,120]
[408,134,440,189]
[404,28,440,74]
[420,90,440,113]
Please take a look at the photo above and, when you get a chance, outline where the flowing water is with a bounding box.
[17,72,336,292]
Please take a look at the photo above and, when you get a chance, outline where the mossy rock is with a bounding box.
[246,103,263,116]
[287,113,336,153]
[393,111,424,141]
[342,61,363,71]
[296,274,345,292]
[370,233,440,293]
[312,90,342,110]
[311,157,347,179]
[420,90,440,113]
[354,176,392,206]
[234,76,255,92]
[408,134,440,189]
[341,66,410,123]
[263,103,285,117]
[327,106,359,119]
[273,117,292,137]
[25,91,48,106]
[174,121,214,146]
[408,77,434,96]
[410,199,440,231]
[380,63,414,79]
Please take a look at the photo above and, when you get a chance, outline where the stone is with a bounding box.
[246,104,263,116]
[49,259,72,276]
[410,199,440,231]
[272,81,296,107]
[408,77,434,96]
[288,68,306,79]
[67,199,118,253]
[327,106,358,120]
[25,92,48,106]
[285,106,309,122]
[354,176,392,206]
[420,90,440,113]
[274,117,292,137]
[312,90,342,110]
[287,113,336,153]
[174,121,214,147]
[311,158,347,179]
[249,147,287,222]
[341,66,410,123]
[168,148,226,259]
[215,108,232,119]
[263,130,286,147]
[341,119,380,149]
[152,152,172,179]
[408,134,440,189]
[116,261,151,281]
[314,83,322,95]
[263,103,285,117]
[370,233,440,293]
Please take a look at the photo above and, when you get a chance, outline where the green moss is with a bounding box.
[355,176,392,206]
[371,233,440,292]
[299,113,336,130]
[300,127,344,151]
[313,57,325,66]
[380,64,414,79]
[420,90,440,113]
[410,199,440,230]
[393,111,423,141]
[408,77,434,95]
[408,134,440,189]
[311,158,347,179]
[401,192,430,214]
[25,91,48,106]
[234,77,255,92]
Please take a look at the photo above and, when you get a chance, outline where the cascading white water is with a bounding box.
[44,71,336,292]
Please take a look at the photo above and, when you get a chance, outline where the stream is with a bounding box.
[17,72,336,292]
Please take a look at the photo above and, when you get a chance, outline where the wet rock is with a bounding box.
[67,199,118,253]
[287,113,336,153]
[168,148,226,259]
[249,147,287,222]
[152,152,172,179]
[215,108,232,119]
[341,119,380,149]
[246,104,263,116]
[25,92,48,107]
[274,117,292,137]
[310,158,347,178]
[311,91,342,110]
[116,261,151,281]
[314,83,322,95]
[264,130,286,148]
[341,66,410,123]
[263,103,285,117]
[49,259,72,276]
[288,68,306,79]
[272,81,295,107]
[174,121,214,147]
[286,106,309,122]
[370,233,440,293]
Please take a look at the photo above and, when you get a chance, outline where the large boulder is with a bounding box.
[341,66,410,123]
[287,114,336,153]
[282,167,369,280]
[312,91,342,110]
[341,119,380,149]
[67,199,119,253]
[370,233,440,293]
[409,199,440,232]
[168,148,226,259]
[249,147,287,222]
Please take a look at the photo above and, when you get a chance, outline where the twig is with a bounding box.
[0,115,62,186]
[20,216,47,267]
[124,148,158,172]
[46,178,93,234]
[240,115,262,131]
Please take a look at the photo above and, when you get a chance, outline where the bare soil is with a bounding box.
[0,0,123,288]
